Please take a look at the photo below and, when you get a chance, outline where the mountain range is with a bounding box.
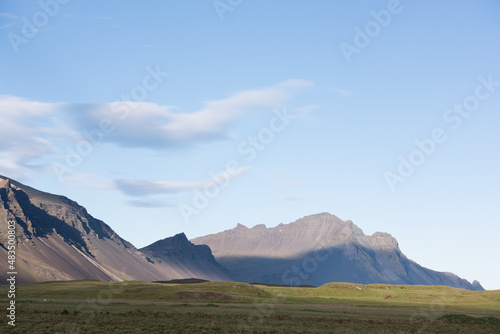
[0,175,483,290]
[192,213,483,290]
[0,176,230,283]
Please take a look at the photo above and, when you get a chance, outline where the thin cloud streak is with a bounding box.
[114,166,251,197]
[0,12,18,19]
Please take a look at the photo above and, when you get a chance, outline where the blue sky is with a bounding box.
[1,0,499,289]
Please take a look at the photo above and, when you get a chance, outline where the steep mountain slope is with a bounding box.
[140,233,232,280]
[191,213,483,290]
[0,176,230,283]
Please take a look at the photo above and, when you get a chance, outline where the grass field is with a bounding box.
[1,280,499,333]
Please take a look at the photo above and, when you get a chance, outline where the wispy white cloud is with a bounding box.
[0,12,18,19]
[0,96,78,177]
[0,23,15,29]
[0,80,313,179]
[0,159,25,180]
[330,88,353,97]
[56,173,115,190]
[114,166,251,197]
[291,104,320,121]
[64,79,312,149]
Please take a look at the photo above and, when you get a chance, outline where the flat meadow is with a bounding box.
[1,280,499,333]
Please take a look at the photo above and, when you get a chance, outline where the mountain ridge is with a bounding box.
[0,176,484,290]
[192,212,484,291]
[0,175,230,283]
[139,233,233,279]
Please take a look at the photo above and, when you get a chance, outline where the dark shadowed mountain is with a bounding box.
[0,176,230,283]
[139,233,232,279]
[191,213,484,291]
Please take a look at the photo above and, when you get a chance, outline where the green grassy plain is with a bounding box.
[1,280,499,333]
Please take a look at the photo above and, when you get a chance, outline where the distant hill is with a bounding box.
[191,213,484,291]
[0,175,230,283]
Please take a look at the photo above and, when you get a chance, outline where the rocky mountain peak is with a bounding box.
[346,220,365,237]
[371,232,399,249]
[144,233,192,251]
[235,223,248,230]
[251,224,267,231]
[140,233,232,279]
[172,232,188,241]
[0,177,11,189]
[472,280,484,291]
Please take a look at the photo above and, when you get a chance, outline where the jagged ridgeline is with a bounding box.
[0,176,484,290]
[192,213,484,291]
[0,176,230,284]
